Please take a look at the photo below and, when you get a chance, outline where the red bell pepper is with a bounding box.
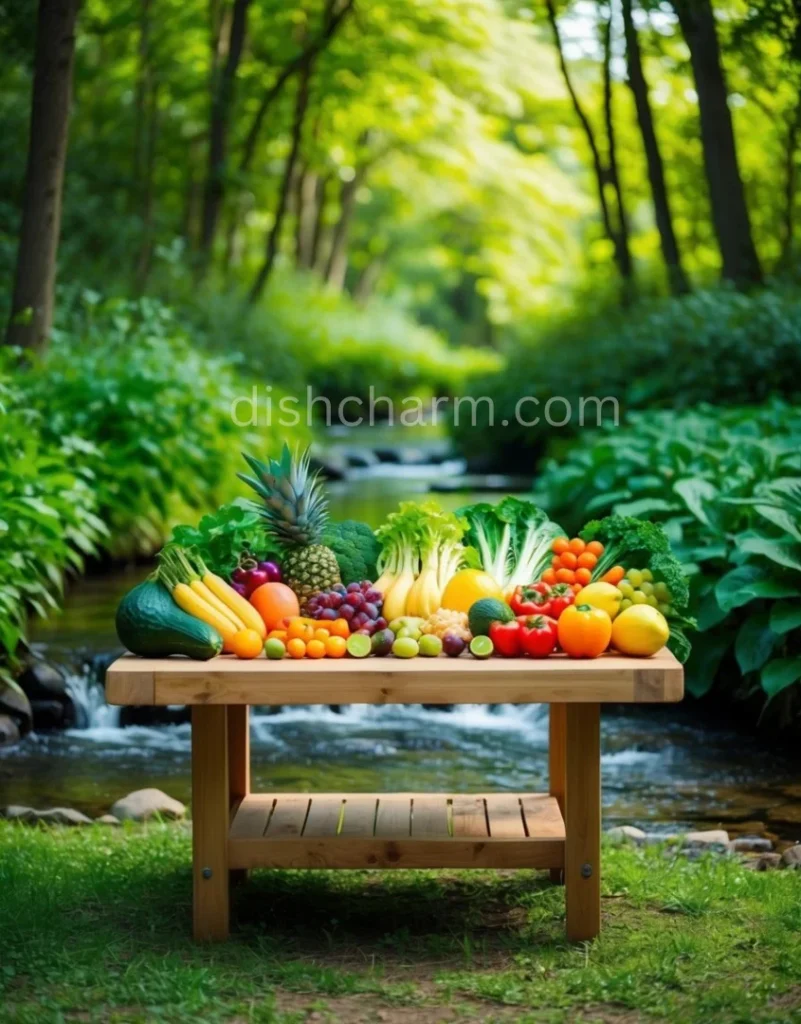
[509,582,552,617]
[519,615,558,658]
[548,583,576,619]
[489,618,523,657]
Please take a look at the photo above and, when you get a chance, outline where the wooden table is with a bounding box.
[106,648,683,943]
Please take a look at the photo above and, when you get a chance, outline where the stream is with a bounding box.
[2,436,800,839]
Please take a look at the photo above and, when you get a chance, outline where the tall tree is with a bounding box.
[199,0,251,259]
[671,0,762,287]
[5,0,81,353]
[621,0,689,294]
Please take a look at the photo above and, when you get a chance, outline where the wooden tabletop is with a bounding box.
[106,647,683,706]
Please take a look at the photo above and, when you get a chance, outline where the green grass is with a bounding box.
[1,822,800,1023]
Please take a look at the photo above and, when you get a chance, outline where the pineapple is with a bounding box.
[239,444,341,608]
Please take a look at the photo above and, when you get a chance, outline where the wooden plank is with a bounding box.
[106,649,684,707]
[374,796,412,838]
[339,796,378,837]
[565,703,601,942]
[228,836,564,871]
[521,794,565,838]
[303,795,344,837]
[227,705,250,808]
[411,796,450,838]
[192,706,229,941]
[486,794,526,838]
[549,702,567,883]
[451,796,488,838]
[265,795,310,837]
[229,794,274,840]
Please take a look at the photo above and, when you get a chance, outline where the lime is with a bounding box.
[264,638,286,660]
[418,634,443,657]
[469,635,494,659]
[392,637,419,658]
[346,633,372,658]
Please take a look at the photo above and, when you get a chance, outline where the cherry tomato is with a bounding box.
[586,541,605,556]
[559,551,578,570]
[568,538,586,555]
[552,537,570,555]
[556,567,576,584]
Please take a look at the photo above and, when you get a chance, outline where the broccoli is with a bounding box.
[323,520,381,585]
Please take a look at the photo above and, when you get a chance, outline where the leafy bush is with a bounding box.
[451,287,801,466]
[0,360,107,669]
[536,402,801,722]
[178,274,503,409]
[22,291,309,555]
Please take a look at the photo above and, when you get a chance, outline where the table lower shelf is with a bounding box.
[228,792,565,870]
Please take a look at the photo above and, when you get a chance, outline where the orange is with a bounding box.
[286,618,314,641]
[325,635,347,658]
[313,627,331,642]
[267,628,288,642]
[249,583,300,630]
[306,639,326,659]
[229,628,264,660]
[286,638,306,659]
[329,618,350,638]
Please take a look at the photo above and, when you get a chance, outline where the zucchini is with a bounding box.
[116,579,223,660]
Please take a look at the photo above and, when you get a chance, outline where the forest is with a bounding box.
[2,0,801,726]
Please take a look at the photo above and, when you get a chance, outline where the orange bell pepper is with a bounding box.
[557,603,612,659]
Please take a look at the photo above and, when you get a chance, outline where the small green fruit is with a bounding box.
[264,638,286,660]
[418,634,443,657]
[392,637,419,659]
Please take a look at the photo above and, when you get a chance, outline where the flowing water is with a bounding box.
[2,440,800,839]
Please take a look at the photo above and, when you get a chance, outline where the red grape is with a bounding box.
[339,604,355,621]
[363,602,379,620]
[345,592,364,608]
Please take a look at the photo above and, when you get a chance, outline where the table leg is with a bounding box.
[549,702,566,883]
[192,705,230,941]
[227,705,250,887]
[564,702,601,942]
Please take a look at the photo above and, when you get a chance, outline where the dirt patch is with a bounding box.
[272,989,526,1023]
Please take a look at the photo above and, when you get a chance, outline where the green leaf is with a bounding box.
[769,602,801,635]
[674,478,719,529]
[614,498,681,518]
[736,536,801,573]
[747,579,801,599]
[761,657,801,699]
[734,613,775,675]
[685,632,731,698]
[715,565,765,613]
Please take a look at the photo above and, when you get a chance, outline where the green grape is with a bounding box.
[646,594,659,608]
[619,598,633,611]
[627,568,643,588]
[632,590,647,605]
[618,581,635,598]
[658,602,673,616]
[653,582,671,602]
[640,568,653,583]
[640,581,655,596]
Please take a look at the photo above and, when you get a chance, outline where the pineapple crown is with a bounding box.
[238,443,330,549]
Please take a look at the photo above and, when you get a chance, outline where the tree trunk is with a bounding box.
[132,0,152,202]
[621,0,689,294]
[5,0,80,353]
[199,0,250,257]
[544,0,620,276]
[248,67,312,303]
[671,0,762,287]
[352,254,385,303]
[602,7,635,299]
[134,82,160,294]
[295,166,320,268]
[324,169,364,291]
[310,174,332,272]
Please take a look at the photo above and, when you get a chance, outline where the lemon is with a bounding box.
[575,581,623,620]
[440,569,504,613]
[611,605,669,657]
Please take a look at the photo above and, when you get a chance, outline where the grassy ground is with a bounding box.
[1,822,800,1023]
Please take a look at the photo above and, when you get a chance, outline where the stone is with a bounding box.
[110,788,186,822]
[17,660,67,699]
[95,814,121,826]
[607,825,647,845]
[682,829,730,852]
[0,679,32,736]
[730,836,773,854]
[755,853,782,871]
[1,805,93,826]
[781,844,801,869]
[0,714,20,748]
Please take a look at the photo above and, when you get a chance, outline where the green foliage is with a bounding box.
[170,501,274,579]
[322,520,380,584]
[451,287,801,464]
[537,402,801,720]
[0,358,107,668]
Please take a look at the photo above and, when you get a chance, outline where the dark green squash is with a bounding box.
[115,579,223,659]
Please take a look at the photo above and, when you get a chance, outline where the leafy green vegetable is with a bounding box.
[456,497,562,593]
[170,501,275,578]
[323,520,380,585]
